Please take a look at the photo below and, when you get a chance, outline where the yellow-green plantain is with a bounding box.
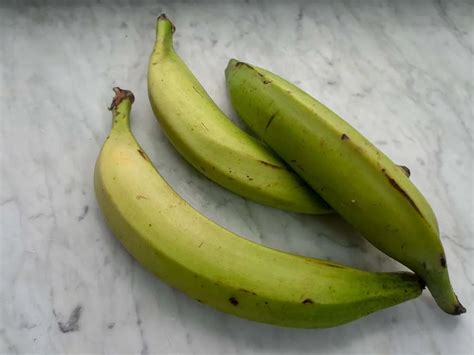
[94,88,424,328]
[225,60,465,315]
[147,15,330,214]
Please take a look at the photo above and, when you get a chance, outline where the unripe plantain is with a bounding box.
[147,15,330,214]
[94,88,424,328]
[225,60,465,315]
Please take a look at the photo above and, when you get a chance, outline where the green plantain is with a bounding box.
[147,15,331,214]
[225,60,465,315]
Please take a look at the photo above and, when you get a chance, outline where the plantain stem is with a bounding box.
[109,87,134,129]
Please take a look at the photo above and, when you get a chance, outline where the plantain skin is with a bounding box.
[225,60,465,315]
[93,88,424,328]
[147,15,331,215]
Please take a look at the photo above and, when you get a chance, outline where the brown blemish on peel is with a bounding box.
[137,148,149,161]
[229,297,239,306]
[317,260,343,268]
[306,258,344,268]
[302,299,314,305]
[383,171,422,216]
[265,113,277,130]
[192,85,203,97]
[258,160,283,169]
[440,254,447,268]
[136,195,148,200]
[235,61,254,70]
[341,133,350,140]
[239,289,257,296]
[398,165,411,177]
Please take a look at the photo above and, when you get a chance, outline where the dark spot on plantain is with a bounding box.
[258,160,283,169]
[239,289,257,296]
[265,112,277,130]
[137,148,149,161]
[383,171,423,217]
[229,297,239,306]
[341,133,350,140]
[235,61,254,70]
[302,299,313,305]
[440,254,447,268]
[398,165,411,177]
[192,85,203,97]
[305,258,343,268]
[136,195,148,200]
[317,260,343,268]
[263,79,272,84]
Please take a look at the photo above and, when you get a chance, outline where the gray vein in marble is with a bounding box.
[434,0,474,55]
[55,305,83,333]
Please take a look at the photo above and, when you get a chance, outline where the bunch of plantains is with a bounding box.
[94,15,464,328]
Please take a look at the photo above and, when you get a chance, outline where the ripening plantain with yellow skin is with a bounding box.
[93,88,425,328]
[225,60,465,315]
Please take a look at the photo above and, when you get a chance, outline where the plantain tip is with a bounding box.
[452,296,466,315]
[225,59,253,79]
[108,87,135,110]
[157,13,175,33]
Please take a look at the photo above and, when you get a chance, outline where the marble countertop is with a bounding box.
[1,0,472,354]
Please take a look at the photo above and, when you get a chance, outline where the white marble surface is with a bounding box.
[1,0,473,354]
